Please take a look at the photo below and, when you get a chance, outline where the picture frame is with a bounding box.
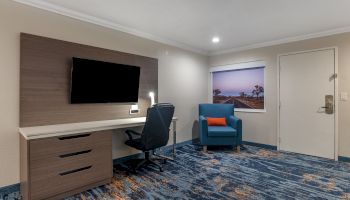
[210,60,266,113]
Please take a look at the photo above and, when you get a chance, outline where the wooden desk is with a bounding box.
[19,117,178,200]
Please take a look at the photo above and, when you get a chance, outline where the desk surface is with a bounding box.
[20,117,178,140]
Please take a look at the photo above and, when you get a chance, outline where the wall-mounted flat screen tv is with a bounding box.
[70,57,140,104]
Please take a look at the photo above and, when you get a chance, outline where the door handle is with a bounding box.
[323,95,334,114]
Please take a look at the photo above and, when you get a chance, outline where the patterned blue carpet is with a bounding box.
[3,144,350,199]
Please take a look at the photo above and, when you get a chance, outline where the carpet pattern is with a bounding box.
[3,144,350,200]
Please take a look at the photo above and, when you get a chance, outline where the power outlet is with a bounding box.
[129,109,139,114]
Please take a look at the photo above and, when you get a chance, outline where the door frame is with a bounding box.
[277,47,339,160]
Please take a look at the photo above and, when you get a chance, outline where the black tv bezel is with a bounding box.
[70,57,141,104]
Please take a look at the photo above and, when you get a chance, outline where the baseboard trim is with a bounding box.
[0,183,20,198]
[242,141,277,150]
[338,156,350,163]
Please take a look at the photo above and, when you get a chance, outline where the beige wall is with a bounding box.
[3,0,350,189]
[209,32,350,158]
[0,0,209,187]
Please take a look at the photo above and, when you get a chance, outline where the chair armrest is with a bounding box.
[229,116,241,129]
[229,116,242,144]
[199,115,207,125]
[199,115,208,137]
[125,129,141,140]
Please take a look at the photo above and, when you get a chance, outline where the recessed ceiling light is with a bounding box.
[212,37,220,43]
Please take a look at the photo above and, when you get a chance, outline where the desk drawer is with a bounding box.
[30,144,111,176]
[31,156,111,200]
[29,130,111,161]
[28,130,112,200]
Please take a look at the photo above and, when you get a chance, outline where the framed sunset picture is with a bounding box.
[210,61,265,112]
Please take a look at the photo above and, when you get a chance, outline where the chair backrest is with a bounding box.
[141,103,175,151]
[199,104,234,122]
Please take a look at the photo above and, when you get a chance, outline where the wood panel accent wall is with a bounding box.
[20,33,158,127]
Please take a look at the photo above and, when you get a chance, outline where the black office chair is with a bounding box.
[124,103,175,172]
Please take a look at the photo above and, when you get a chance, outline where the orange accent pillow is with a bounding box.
[207,117,227,126]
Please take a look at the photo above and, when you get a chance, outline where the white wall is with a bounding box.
[209,32,350,159]
[0,0,209,187]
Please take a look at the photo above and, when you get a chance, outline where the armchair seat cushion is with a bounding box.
[208,126,237,137]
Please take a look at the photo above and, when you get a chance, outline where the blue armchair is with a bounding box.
[199,104,242,152]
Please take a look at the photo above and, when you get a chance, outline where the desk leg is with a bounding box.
[172,120,177,158]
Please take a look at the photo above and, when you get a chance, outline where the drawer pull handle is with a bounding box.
[58,134,91,140]
[59,149,92,158]
[59,166,92,176]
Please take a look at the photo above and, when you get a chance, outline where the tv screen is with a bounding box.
[70,57,141,104]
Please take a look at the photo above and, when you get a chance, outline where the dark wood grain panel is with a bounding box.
[20,33,158,127]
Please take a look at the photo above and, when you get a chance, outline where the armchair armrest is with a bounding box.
[125,129,141,140]
[199,115,208,142]
[199,115,208,128]
[229,116,242,145]
[229,116,241,129]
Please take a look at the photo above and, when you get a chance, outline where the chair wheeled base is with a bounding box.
[130,151,164,172]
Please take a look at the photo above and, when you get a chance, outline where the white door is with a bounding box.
[279,49,336,159]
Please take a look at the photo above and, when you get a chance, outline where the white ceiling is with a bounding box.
[14,0,350,55]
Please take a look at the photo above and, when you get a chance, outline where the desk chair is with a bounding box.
[124,103,175,172]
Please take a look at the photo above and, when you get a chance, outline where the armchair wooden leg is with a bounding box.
[203,145,207,153]
[236,145,240,153]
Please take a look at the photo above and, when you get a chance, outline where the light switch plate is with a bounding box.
[340,92,348,101]
[130,104,140,115]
